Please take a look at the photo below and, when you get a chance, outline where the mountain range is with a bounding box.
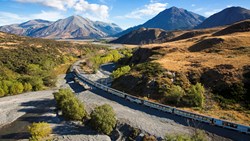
[0,15,122,39]
[115,7,206,37]
[1,6,250,40]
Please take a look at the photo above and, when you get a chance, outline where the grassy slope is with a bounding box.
[114,21,250,125]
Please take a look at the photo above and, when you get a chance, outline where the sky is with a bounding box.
[0,0,250,29]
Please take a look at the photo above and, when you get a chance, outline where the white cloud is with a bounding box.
[74,0,109,21]
[120,2,168,19]
[0,12,28,25]
[204,9,221,17]
[15,0,110,21]
[191,4,196,7]
[0,11,64,26]
[31,11,64,21]
[16,0,67,10]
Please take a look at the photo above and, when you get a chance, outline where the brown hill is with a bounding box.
[112,22,250,125]
[213,20,250,36]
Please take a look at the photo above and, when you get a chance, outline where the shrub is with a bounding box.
[143,134,157,141]
[111,65,131,79]
[10,82,24,95]
[61,97,87,121]
[165,85,185,105]
[53,89,87,121]
[191,130,208,141]
[0,88,4,97]
[53,89,74,109]
[164,130,208,141]
[90,104,116,135]
[28,122,52,141]
[187,83,205,107]
[23,83,33,92]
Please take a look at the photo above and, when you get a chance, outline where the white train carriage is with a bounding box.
[143,100,173,113]
[174,109,212,124]
[126,95,142,104]
[108,88,126,98]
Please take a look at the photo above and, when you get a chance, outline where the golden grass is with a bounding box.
[141,28,250,125]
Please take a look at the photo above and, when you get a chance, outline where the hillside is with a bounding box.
[110,28,174,44]
[0,15,122,39]
[116,7,205,37]
[0,31,108,97]
[111,20,250,125]
[196,6,250,29]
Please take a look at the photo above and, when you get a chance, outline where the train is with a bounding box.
[73,67,250,134]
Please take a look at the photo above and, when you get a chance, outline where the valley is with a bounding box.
[0,2,250,141]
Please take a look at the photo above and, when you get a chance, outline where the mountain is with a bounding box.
[110,28,175,44]
[196,7,250,29]
[0,19,52,36]
[115,7,206,37]
[0,15,123,39]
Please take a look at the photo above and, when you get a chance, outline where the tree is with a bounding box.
[90,104,116,135]
[28,122,52,141]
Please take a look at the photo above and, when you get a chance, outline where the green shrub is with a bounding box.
[24,83,33,92]
[111,65,131,79]
[164,130,208,141]
[53,89,74,109]
[165,85,185,105]
[191,130,208,141]
[165,133,191,141]
[0,88,4,97]
[28,122,52,141]
[187,83,205,107]
[53,89,87,121]
[10,82,24,95]
[61,97,87,121]
[90,104,116,135]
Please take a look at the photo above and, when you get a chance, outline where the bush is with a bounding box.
[111,65,131,79]
[164,130,208,141]
[10,82,24,95]
[165,134,191,141]
[53,89,87,121]
[143,134,157,141]
[28,122,52,141]
[0,88,4,97]
[90,104,116,135]
[187,83,205,107]
[24,83,33,92]
[192,130,208,141]
[53,89,74,109]
[165,85,185,105]
[61,97,87,121]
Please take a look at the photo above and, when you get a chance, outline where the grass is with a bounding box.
[138,26,250,125]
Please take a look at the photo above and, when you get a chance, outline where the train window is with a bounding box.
[248,128,250,132]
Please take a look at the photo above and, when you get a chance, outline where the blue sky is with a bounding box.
[0,0,250,29]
